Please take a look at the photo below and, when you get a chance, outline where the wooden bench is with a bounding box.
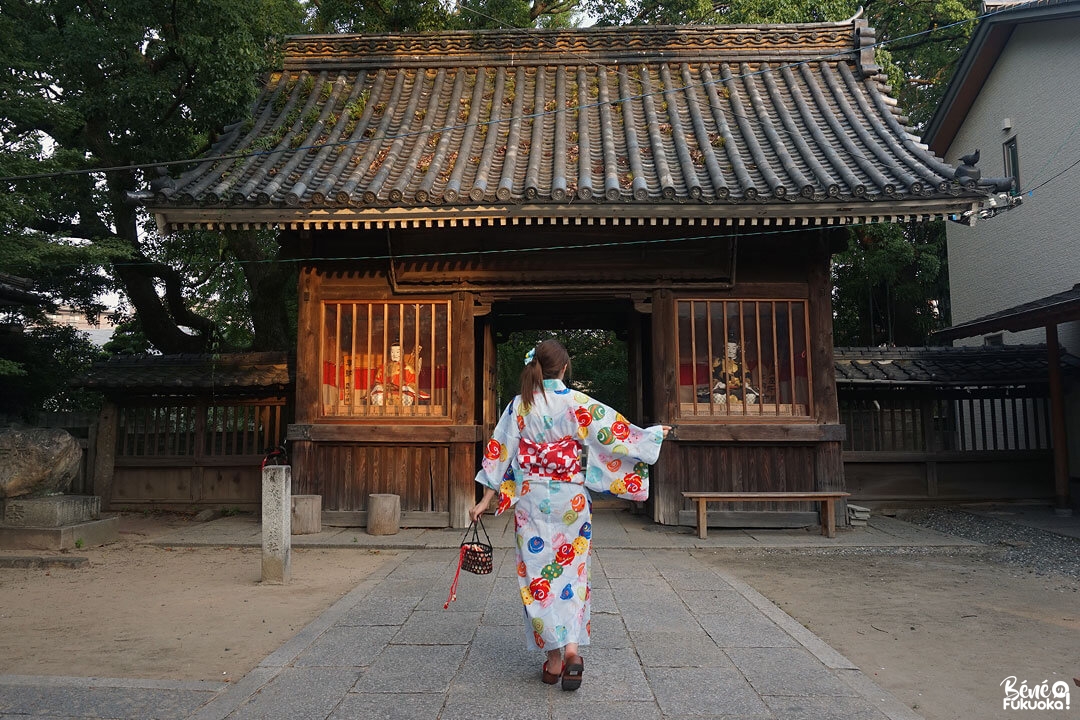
[681,491,851,539]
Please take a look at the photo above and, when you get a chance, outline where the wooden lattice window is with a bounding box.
[116,402,285,457]
[321,301,451,418]
[676,299,812,419]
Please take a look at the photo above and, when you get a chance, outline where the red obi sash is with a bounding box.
[518,436,582,482]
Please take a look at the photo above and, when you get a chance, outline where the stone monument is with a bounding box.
[0,424,119,550]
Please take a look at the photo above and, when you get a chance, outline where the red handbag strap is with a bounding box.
[443,544,468,609]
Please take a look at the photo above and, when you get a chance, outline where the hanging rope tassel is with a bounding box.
[443,545,468,609]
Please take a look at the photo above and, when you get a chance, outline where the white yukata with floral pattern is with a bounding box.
[475,378,664,651]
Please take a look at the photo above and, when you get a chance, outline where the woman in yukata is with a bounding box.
[470,339,671,691]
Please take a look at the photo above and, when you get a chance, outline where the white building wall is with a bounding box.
[944,18,1080,353]
[943,16,1080,477]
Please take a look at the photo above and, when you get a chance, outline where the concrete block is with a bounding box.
[0,515,119,551]
[261,465,291,584]
[3,495,100,527]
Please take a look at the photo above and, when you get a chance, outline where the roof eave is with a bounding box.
[151,197,985,233]
[935,297,1080,341]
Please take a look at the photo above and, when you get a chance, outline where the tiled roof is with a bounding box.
[149,22,993,232]
[935,284,1080,341]
[834,345,1080,386]
[0,273,48,307]
[76,352,293,394]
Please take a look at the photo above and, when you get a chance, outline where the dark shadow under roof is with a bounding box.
[148,21,994,233]
[934,284,1080,342]
[834,345,1080,387]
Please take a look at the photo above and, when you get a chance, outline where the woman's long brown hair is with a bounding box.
[519,339,572,412]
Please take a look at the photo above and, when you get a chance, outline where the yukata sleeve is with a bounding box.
[573,396,664,502]
[474,399,523,514]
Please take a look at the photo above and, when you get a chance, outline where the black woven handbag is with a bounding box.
[444,517,493,608]
[459,516,493,574]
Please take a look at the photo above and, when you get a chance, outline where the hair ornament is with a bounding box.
[524,348,536,366]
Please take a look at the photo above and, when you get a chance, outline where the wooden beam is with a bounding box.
[1046,324,1071,511]
[286,424,481,443]
[672,423,845,443]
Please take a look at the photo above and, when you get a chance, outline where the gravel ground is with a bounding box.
[899,507,1080,580]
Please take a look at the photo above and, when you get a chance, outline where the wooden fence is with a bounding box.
[103,397,287,509]
[839,386,1054,503]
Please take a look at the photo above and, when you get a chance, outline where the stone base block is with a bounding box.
[0,515,119,551]
[2,495,101,527]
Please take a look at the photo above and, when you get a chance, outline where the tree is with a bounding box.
[496,330,629,412]
[0,0,304,355]
[0,323,106,421]
[832,222,950,346]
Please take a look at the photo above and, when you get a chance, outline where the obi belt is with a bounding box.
[518,436,583,483]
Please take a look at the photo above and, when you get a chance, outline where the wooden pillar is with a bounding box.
[291,265,321,501]
[808,234,846,524]
[449,291,476,528]
[650,288,678,525]
[1046,324,1071,512]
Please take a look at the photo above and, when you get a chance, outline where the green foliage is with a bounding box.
[831,222,950,346]
[0,0,303,355]
[307,0,456,32]
[0,323,105,420]
[497,330,629,414]
[581,0,718,26]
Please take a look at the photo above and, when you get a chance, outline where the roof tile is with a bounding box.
[150,22,992,230]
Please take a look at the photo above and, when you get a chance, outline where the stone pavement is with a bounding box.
[0,510,980,720]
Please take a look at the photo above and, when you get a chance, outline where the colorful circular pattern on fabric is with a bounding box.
[532,617,544,633]
[562,509,579,525]
[520,586,533,605]
[575,407,592,426]
[611,421,630,440]
[555,625,569,642]
[527,536,545,554]
[573,537,589,555]
[579,522,592,539]
[570,494,586,512]
[560,584,574,600]
[539,498,552,514]
[596,427,615,445]
[589,404,606,421]
[555,543,575,566]
[541,562,564,581]
[530,577,551,600]
[606,459,622,472]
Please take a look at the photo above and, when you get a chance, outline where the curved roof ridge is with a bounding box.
[283,23,862,70]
